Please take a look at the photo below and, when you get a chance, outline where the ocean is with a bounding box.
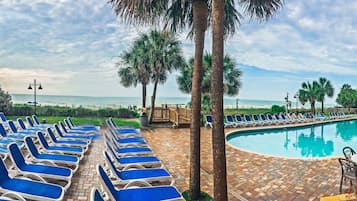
[10,94,290,109]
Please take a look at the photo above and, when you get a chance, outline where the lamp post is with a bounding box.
[284,92,289,113]
[28,79,42,115]
[293,92,299,112]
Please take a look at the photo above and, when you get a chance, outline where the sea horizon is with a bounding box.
[10,93,335,109]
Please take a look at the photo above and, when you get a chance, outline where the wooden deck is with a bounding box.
[151,106,191,127]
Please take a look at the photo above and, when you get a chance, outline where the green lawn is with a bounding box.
[7,116,140,128]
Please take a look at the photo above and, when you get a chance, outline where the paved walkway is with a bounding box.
[141,126,347,201]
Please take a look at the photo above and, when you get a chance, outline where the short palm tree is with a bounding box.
[144,30,185,123]
[299,81,320,114]
[316,77,334,113]
[118,37,151,110]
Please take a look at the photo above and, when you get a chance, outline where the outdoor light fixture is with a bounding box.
[27,79,43,115]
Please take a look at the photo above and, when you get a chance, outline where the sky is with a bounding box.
[0,0,356,104]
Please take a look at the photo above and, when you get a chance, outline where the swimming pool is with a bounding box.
[226,119,357,159]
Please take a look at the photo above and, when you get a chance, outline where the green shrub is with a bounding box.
[182,190,213,201]
[8,104,138,118]
[271,105,285,114]
[0,86,12,114]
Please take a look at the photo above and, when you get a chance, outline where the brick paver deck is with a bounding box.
[63,118,357,200]
[141,125,349,201]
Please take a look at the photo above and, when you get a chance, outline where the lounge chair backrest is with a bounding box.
[253,114,259,121]
[37,132,50,149]
[226,115,234,122]
[26,116,35,127]
[281,114,287,120]
[343,146,356,160]
[97,165,116,200]
[9,143,26,169]
[338,158,356,178]
[103,151,121,180]
[25,137,40,157]
[105,141,117,158]
[17,118,27,130]
[59,122,68,133]
[0,157,10,180]
[260,114,266,121]
[109,117,117,128]
[8,120,18,133]
[67,117,75,127]
[235,115,242,122]
[274,114,280,120]
[0,112,6,122]
[54,124,64,137]
[206,115,213,123]
[64,119,73,129]
[0,124,7,137]
[47,128,58,143]
[91,188,105,201]
[244,115,251,121]
[32,115,40,125]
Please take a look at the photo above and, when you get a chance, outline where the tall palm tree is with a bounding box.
[118,37,151,110]
[299,81,320,114]
[108,1,240,199]
[144,31,185,123]
[316,77,334,113]
[211,0,283,200]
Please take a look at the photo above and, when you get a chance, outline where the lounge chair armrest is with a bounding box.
[14,173,47,183]
[1,192,27,201]
[123,180,152,189]
[122,164,146,170]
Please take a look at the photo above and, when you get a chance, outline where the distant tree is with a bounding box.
[336,84,357,111]
[177,53,242,113]
[299,81,319,114]
[118,35,151,111]
[271,105,285,114]
[316,77,334,113]
[0,85,12,114]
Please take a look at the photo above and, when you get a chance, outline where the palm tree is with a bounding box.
[299,81,320,114]
[316,77,334,113]
[108,1,240,199]
[177,53,242,112]
[144,31,185,123]
[211,0,283,200]
[118,37,151,110]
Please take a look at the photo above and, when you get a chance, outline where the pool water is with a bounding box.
[226,120,357,158]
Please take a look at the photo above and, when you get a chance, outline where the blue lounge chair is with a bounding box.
[225,115,238,127]
[0,123,26,141]
[8,120,36,136]
[8,143,73,190]
[105,141,153,157]
[0,157,64,201]
[0,112,9,129]
[32,115,52,127]
[0,124,24,148]
[106,142,161,168]
[234,115,247,127]
[24,137,79,172]
[205,115,213,128]
[97,165,184,201]
[267,113,282,125]
[64,118,99,132]
[259,114,272,125]
[47,128,88,149]
[54,124,93,143]
[274,114,289,124]
[252,114,265,126]
[26,116,47,129]
[104,151,172,185]
[59,121,96,136]
[37,132,84,158]
[91,188,105,201]
[17,118,46,132]
[280,114,294,123]
[244,114,257,126]
[106,120,140,138]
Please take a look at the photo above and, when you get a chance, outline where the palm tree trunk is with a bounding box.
[321,100,324,113]
[149,77,159,123]
[211,0,228,201]
[190,0,208,200]
[142,84,146,109]
[311,102,315,115]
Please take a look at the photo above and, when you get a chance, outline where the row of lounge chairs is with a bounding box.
[91,117,184,201]
[205,112,353,128]
[0,113,99,200]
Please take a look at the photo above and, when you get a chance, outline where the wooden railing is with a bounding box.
[151,105,191,127]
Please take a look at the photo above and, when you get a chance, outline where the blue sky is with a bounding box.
[0,0,356,104]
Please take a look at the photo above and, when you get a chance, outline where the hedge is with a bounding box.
[7,104,139,118]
